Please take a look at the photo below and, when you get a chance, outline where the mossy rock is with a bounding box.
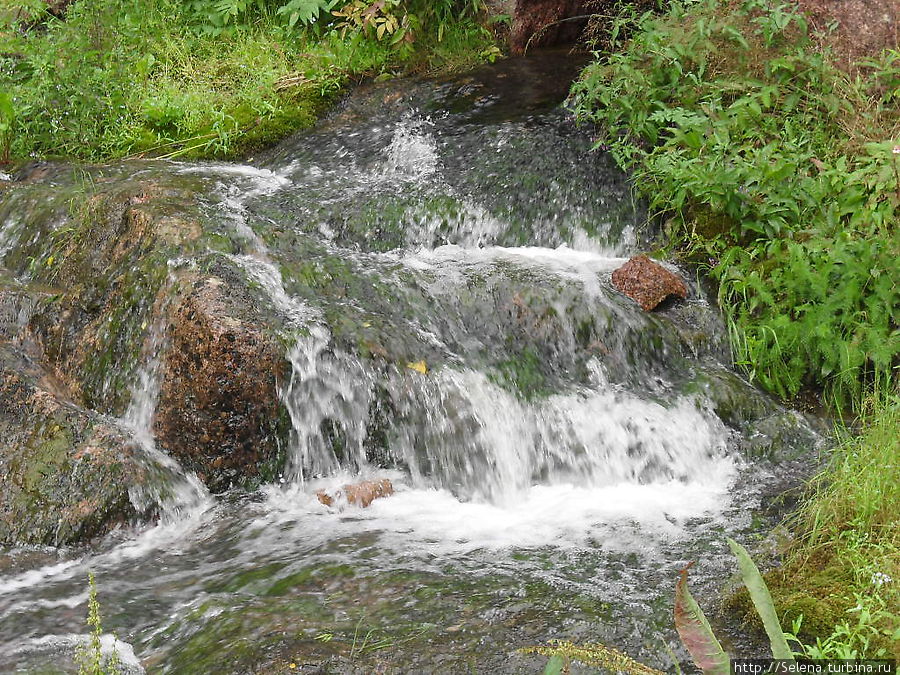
[0,343,152,546]
[0,167,294,493]
[723,556,853,647]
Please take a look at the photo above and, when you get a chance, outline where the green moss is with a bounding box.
[489,348,553,401]
[725,561,852,640]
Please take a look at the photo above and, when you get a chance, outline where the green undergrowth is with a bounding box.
[570,0,899,411]
[724,399,900,659]
[570,0,899,657]
[778,398,900,659]
[0,0,499,161]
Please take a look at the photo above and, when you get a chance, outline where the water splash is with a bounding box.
[280,324,375,482]
[383,115,439,180]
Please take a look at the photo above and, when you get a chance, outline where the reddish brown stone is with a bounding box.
[317,479,394,508]
[153,274,286,492]
[611,255,688,311]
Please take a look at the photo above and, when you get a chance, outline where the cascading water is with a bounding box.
[121,266,212,524]
[0,51,825,673]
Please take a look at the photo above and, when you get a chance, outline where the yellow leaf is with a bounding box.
[46,255,54,267]
[406,360,428,375]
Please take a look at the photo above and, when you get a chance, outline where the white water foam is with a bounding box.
[265,353,739,551]
[3,633,144,673]
[121,266,211,523]
[262,467,736,554]
[383,115,439,180]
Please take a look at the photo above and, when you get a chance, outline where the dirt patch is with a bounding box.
[794,0,899,65]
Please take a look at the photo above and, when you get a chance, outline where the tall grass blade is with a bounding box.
[544,654,565,675]
[674,564,730,675]
[727,538,794,660]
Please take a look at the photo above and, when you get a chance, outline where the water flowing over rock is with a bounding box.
[612,255,689,311]
[0,53,827,673]
[0,343,150,546]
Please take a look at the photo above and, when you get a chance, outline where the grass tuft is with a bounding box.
[0,0,497,162]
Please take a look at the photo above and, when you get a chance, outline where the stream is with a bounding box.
[0,51,825,673]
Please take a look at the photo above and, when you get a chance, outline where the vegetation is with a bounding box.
[570,0,898,661]
[76,572,122,675]
[773,398,900,659]
[675,538,794,674]
[0,0,497,161]
[570,0,898,411]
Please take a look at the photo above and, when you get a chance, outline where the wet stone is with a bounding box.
[317,478,394,508]
[153,272,289,493]
[0,343,150,546]
[611,255,688,311]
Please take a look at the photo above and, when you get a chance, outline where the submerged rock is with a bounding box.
[154,273,288,493]
[0,343,149,546]
[611,255,688,311]
[317,478,394,508]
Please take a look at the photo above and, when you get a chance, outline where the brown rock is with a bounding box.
[611,255,688,311]
[153,273,286,492]
[510,0,590,53]
[317,479,394,508]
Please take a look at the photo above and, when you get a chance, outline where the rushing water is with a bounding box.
[0,51,825,673]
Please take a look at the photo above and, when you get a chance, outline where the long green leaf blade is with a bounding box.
[727,537,794,660]
[674,564,730,675]
[544,654,565,675]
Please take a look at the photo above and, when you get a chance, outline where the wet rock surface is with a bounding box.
[154,272,288,492]
[611,255,688,311]
[0,343,149,546]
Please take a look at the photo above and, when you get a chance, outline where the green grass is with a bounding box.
[0,0,498,161]
[774,398,900,659]
[569,0,899,411]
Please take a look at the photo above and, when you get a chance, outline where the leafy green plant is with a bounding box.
[0,91,13,164]
[570,0,899,410]
[727,538,793,658]
[76,572,122,675]
[675,538,795,672]
[277,0,337,27]
[785,590,900,660]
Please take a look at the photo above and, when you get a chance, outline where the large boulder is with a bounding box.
[154,272,289,493]
[1,168,291,497]
[0,342,150,546]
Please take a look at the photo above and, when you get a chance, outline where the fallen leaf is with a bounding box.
[406,360,428,374]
